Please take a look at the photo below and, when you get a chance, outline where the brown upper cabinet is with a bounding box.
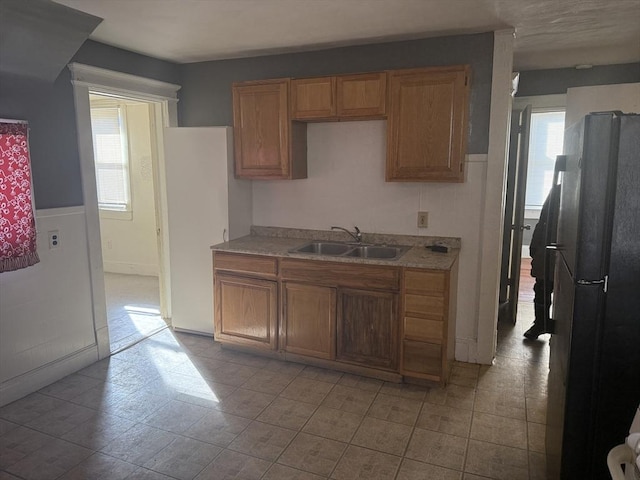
[291,73,387,121]
[386,65,470,183]
[233,79,307,179]
[336,73,387,118]
[291,77,336,120]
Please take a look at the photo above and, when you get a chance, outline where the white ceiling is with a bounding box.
[53,0,640,70]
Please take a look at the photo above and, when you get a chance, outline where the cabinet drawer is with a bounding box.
[404,294,444,317]
[404,269,446,295]
[214,252,278,277]
[280,258,400,291]
[403,340,442,376]
[404,317,443,343]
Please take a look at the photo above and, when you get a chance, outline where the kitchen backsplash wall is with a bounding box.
[252,120,487,351]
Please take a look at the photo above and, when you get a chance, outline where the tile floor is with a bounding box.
[105,273,168,353]
[1,298,550,480]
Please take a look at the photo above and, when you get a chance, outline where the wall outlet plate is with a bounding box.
[417,212,428,228]
[48,230,60,249]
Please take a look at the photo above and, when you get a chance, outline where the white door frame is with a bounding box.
[69,63,180,359]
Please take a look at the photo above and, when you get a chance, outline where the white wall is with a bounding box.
[0,207,97,406]
[99,102,159,276]
[253,121,487,357]
[565,82,640,128]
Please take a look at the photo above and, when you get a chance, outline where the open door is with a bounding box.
[499,105,532,323]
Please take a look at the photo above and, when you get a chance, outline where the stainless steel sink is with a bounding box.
[292,242,353,255]
[344,245,407,259]
[290,241,410,261]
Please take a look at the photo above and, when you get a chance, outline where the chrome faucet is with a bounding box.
[331,226,362,243]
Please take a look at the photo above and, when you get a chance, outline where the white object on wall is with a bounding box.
[565,83,640,129]
[99,102,160,276]
[0,207,97,406]
[163,126,251,334]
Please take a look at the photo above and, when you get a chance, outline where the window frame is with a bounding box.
[89,101,133,217]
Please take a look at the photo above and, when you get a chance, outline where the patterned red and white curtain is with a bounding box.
[0,120,39,272]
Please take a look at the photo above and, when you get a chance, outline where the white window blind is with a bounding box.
[90,106,131,211]
[525,110,565,208]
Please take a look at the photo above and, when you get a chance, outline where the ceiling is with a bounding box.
[52,0,640,70]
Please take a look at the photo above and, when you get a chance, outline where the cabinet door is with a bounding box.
[337,288,398,369]
[291,77,336,120]
[282,282,336,360]
[336,73,387,118]
[386,66,470,182]
[233,80,292,178]
[214,273,278,350]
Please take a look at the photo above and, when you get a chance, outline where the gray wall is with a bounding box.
[517,63,640,97]
[0,40,180,209]
[179,33,494,154]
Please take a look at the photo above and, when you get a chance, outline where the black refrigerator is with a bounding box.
[546,112,640,479]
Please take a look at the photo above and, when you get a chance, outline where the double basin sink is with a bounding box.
[290,241,410,261]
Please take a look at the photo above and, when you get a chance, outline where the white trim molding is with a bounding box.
[475,29,516,364]
[68,63,181,102]
[69,63,180,360]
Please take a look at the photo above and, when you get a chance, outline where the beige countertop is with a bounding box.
[211,227,460,270]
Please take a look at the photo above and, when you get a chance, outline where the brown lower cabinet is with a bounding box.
[213,251,457,384]
[337,288,398,370]
[281,282,336,360]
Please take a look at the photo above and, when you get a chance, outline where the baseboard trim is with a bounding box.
[0,345,98,407]
[103,262,159,276]
[172,327,214,338]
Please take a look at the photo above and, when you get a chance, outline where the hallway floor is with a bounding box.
[105,273,168,353]
[0,303,550,480]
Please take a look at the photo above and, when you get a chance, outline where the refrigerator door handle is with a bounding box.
[576,275,609,292]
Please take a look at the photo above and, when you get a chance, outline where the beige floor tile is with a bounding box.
[227,421,296,461]
[449,363,480,389]
[321,385,376,415]
[477,370,525,392]
[280,378,334,406]
[526,396,547,424]
[470,412,527,449]
[529,451,548,480]
[465,439,528,480]
[299,366,344,383]
[396,458,462,480]
[379,382,428,401]
[278,432,346,477]
[99,424,177,466]
[194,449,270,480]
[425,384,475,411]
[57,452,138,480]
[0,426,61,470]
[256,397,318,431]
[25,402,97,438]
[528,421,545,453]
[6,437,92,480]
[184,409,250,447]
[474,387,526,420]
[405,427,467,470]
[0,393,66,425]
[241,370,296,395]
[351,417,413,456]
[61,412,136,450]
[214,388,275,419]
[143,436,222,480]
[331,445,401,480]
[367,393,422,426]
[262,463,325,480]
[143,399,210,434]
[302,406,363,442]
[337,374,383,393]
[416,403,472,438]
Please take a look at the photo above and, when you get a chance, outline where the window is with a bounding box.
[525,110,565,209]
[90,106,131,211]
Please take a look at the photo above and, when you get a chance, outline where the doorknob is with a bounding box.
[520,225,531,231]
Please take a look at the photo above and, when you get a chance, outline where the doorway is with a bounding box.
[89,93,168,352]
[498,95,566,354]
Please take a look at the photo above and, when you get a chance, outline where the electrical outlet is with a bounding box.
[417,212,429,228]
[48,230,60,249]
